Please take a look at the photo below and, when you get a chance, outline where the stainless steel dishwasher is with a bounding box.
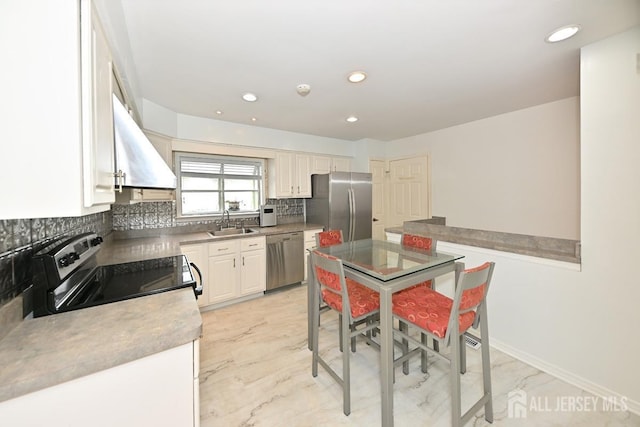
[266,232,304,291]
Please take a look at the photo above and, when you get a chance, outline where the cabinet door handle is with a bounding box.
[114,170,126,193]
[290,186,293,194]
[242,256,245,266]
[233,258,236,268]
[249,244,258,247]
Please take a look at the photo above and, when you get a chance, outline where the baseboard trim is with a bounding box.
[491,338,639,416]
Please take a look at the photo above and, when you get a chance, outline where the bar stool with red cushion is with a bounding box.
[394,233,438,372]
[313,230,345,345]
[310,250,380,416]
[393,261,495,427]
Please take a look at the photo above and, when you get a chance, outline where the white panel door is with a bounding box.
[370,159,387,240]
[388,156,430,228]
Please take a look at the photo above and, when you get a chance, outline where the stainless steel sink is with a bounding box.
[208,228,258,238]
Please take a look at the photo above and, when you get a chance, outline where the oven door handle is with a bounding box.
[190,262,203,298]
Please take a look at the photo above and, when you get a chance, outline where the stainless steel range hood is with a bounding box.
[112,95,177,190]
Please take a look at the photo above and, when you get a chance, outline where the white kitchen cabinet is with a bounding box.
[180,243,208,308]
[311,155,352,175]
[206,236,266,306]
[311,156,333,175]
[1,0,115,219]
[239,237,267,295]
[268,152,312,198]
[303,228,323,282]
[81,0,115,208]
[331,157,352,172]
[0,341,199,427]
[207,240,239,305]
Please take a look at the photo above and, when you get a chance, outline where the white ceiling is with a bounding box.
[105,0,640,142]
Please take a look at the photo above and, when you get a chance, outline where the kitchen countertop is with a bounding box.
[0,288,202,404]
[0,222,320,404]
[97,222,324,265]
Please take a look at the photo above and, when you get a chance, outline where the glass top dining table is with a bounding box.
[308,238,464,427]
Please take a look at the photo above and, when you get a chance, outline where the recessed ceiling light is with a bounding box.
[251,117,257,122]
[216,110,223,115]
[348,71,367,83]
[242,93,258,102]
[346,116,358,123]
[545,25,581,43]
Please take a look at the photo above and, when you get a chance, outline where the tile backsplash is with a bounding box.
[112,199,305,231]
[1,198,305,307]
[0,212,112,309]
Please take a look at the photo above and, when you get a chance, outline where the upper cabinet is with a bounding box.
[331,157,352,172]
[267,153,352,199]
[81,0,116,208]
[268,152,312,198]
[1,0,115,219]
[310,155,352,175]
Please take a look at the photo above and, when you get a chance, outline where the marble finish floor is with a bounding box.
[199,285,639,426]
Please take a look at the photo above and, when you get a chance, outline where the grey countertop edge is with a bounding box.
[0,288,202,404]
[386,223,581,264]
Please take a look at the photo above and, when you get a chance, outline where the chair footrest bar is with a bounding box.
[394,328,449,363]
[461,393,492,425]
[317,356,345,388]
[393,347,421,367]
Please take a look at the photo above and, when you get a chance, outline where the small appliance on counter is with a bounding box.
[260,204,277,227]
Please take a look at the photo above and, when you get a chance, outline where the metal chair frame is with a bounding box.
[310,250,380,416]
[393,261,495,427]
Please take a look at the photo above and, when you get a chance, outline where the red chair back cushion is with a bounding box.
[317,230,343,247]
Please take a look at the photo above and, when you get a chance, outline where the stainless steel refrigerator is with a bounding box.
[305,172,372,242]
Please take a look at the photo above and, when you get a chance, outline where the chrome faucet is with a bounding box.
[222,209,230,228]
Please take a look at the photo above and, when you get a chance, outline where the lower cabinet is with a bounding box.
[205,236,266,306]
[303,228,323,282]
[0,341,199,427]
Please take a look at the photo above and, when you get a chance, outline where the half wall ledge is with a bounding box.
[390,219,580,264]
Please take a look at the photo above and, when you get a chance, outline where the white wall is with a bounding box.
[390,27,640,414]
[141,99,361,164]
[389,97,581,239]
[578,26,640,410]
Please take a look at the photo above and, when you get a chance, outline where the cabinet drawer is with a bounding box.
[208,240,240,256]
[241,236,266,251]
[304,229,323,244]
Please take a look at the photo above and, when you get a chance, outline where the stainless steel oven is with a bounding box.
[31,233,202,317]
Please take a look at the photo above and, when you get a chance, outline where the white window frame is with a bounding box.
[175,152,265,219]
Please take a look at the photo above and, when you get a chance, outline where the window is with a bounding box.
[176,153,264,217]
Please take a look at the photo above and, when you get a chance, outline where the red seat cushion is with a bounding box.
[321,278,380,318]
[392,286,476,338]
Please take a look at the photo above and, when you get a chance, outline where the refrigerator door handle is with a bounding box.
[348,188,356,242]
